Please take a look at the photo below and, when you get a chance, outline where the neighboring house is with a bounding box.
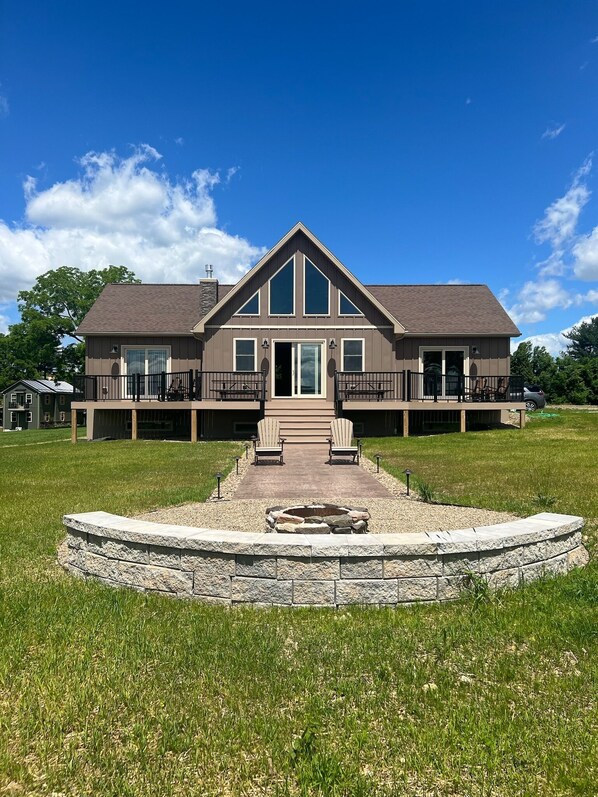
[73,222,524,442]
[2,379,74,430]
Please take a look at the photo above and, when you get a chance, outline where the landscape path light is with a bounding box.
[234,455,240,475]
[215,472,223,500]
[245,442,250,460]
[404,468,412,496]
[375,453,382,473]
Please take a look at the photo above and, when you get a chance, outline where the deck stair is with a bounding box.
[264,399,336,445]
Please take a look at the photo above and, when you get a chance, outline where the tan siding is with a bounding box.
[395,336,510,375]
[86,336,202,375]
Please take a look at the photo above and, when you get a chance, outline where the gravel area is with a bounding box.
[137,451,518,533]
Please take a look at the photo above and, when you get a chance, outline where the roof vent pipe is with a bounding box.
[205,264,213,278]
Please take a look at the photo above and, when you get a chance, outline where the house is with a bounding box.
[2,379,74,430]
[72,222,524,442]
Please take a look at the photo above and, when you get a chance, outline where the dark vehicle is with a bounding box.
[524,384,546,411]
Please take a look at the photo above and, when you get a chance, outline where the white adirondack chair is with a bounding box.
[253,418,285,465]
[328,418,360,465]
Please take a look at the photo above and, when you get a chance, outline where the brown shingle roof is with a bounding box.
[77,283,233,334]
[77,282,519,336]
[366,284,520,335]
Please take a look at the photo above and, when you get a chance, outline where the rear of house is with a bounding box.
[73,223,524,442]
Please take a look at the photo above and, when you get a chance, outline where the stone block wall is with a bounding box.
[60,511,588,607]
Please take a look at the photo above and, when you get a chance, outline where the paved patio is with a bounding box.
[234,445,392,499]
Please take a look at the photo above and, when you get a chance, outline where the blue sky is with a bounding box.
[0,0,597,353]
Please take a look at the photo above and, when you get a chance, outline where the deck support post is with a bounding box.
[131,408,138,440]
[460,409,466,433]
[519,409,526,429]
[402,409,409,437]
[191,409,198,443]
[71,409,77,444]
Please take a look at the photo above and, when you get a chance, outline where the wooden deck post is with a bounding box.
[460,409,466,433]
[71,409,77,444]
[131,408,138,440]
[191,409,198,443]
[519,409,526,429]
[402,409,409,437]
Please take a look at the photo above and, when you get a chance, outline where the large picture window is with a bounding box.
[269,258,295,315]
[342,339,364,372]
[304,258,330,315]
[234,339,257,372]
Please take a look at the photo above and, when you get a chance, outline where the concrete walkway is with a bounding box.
[234,445,392,499]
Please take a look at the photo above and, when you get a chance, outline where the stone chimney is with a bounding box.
[199,264,218,316]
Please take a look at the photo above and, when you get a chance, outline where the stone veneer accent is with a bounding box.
[61,511,588,607]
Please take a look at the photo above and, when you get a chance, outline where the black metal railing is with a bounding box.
[335,371,524,403]
[195,371,266,401]
[7,400,31,409]
[72,370,266,403]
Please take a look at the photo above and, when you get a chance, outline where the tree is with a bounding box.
[0,265,139,390]
[510,341,534,383]
[563,316,598,360]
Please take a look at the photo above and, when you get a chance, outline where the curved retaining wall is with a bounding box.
[61,511,588,607]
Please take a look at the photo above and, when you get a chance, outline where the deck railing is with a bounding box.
[72,371,266,402]
[336,371,524,403]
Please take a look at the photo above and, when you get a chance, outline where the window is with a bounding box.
[234,339,256,372]
[26,411,32,422]
[339,291,363,316]
[236,291,260,316]
[25,393,32,404]
[420,347,468,398]
[44,412,51,422]
[10,394,16,403]
[304,258,329,315]
[342,339,364,372]
[60,395,66,405]
[59,412,66,422]
[269,258,294,315]
[123,346,170,397]
[10,412,16,423]
[44,394,51,405]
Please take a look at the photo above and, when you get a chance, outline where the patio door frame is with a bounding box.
[272,339,326,398]
[419,346,469,399]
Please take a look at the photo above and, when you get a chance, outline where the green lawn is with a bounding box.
[0,426,81,447]
[0,417,596,796]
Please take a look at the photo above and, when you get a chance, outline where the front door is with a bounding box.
[273,341,324,397]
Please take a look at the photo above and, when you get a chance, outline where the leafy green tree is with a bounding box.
[563,316,598,360]
[510,341,534,383]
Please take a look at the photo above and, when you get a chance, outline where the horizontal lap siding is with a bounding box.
[86,336,202,375]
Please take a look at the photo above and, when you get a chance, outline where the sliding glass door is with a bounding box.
[273,341,324,397]
[422,349,465,398]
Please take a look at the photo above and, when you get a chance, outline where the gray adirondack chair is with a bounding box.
[328,418,360,464]
[253,418,285,465]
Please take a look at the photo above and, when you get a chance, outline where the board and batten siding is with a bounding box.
[85,336,203,376]
[396,336,510,376]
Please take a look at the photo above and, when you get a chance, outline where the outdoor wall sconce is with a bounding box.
[110,345,119,356]
[261,338,269,349]
[329,338,337,350]
[215,472,223,500]
[404,468,412,496]
[472,346,480,356]
[375,453,382,473]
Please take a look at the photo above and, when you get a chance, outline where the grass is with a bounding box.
[0,418,597,796]
[0,426,81,446]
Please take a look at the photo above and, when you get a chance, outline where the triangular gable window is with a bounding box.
[339,291,363,316]
[236,291,260,316]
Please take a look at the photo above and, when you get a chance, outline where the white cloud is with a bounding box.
[507,278,573,325]
[0,96,8,117]
[572,226,598,280]
[541,123,566,140]
[533,158,592,248]
[512,313,598,356]
[0,145,266,304]
[0,311,9,334]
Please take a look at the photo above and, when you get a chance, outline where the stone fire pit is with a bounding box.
[266,503,370,534]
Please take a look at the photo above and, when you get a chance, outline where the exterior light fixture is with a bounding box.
[472,346,480,356]
[261,338,269,349]
[234,455,241,475]
[329,338,337,350]
[215,472,223,500]
[375,453,382,473]
[404,468,412,496]
[110,345,119,356]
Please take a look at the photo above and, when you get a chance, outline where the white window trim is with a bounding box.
[418,346,470,397]
[338,290,364,317]
[122,345,172,375]
[26,411,32,422]
[59,395,66,405]
[341,338,365,372]
[10,393,16,403]
[234,289,261,317]
[10,412,16,423]
[59,411,66,422]
[44,394,51,405]
[271,339,326,399]
[25,393,33,403]
[44,412,51,422]
[303,257,330,317]
[268,256,295,317]
[233,337,258,372]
